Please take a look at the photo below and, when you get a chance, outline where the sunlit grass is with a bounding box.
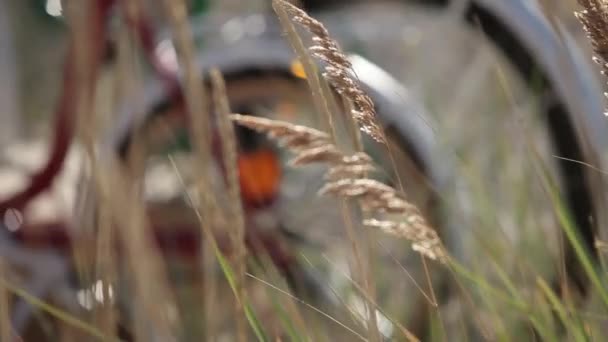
[3,0,608,341]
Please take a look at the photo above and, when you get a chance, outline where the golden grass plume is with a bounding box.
[276,0,386,144]
[576,0,608,112]
[231,114,447,263]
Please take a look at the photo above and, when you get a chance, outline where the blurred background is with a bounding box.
[0,0,588,141]
[2,0,607,341]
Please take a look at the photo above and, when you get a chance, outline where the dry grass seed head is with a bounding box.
[364,219,447,263]
[230,114,446,263]
[230,114,331,151]
[290,145,344,166]
[325,163,377,181]
[319,178,417,215]
[576,0,608,111]
[278,0,386,144]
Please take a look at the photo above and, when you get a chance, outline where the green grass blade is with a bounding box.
[536,277,588,342]
[215,251,269,342]
[448,259,527,311]
[0,278,119,341]
[532,153,608,307]
[489,261,557,340]
[269,291,306,342]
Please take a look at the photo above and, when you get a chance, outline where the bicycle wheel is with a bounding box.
[301,0,607,336]
[303,0,606,278]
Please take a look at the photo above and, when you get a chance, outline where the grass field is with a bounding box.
[2,0,608,341]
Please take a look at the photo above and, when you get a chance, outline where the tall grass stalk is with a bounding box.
[248,256,311,341]
[0,277,117,341]
[64,0,102,301]
[0,261,12,342]
[161,0,258,340]
[537,277,589,341]
[168,156,269,341]
[96,153,179,340]
[272,0,337,135]
[246,272,367,341]
[164,0,247,342]
[321,253,420,341]
[530,143,608,307]
[93,202,118,337]
[210,68,249,342]
[90,8,134,339]
[272,2,381,340]
[275,4,451,338]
